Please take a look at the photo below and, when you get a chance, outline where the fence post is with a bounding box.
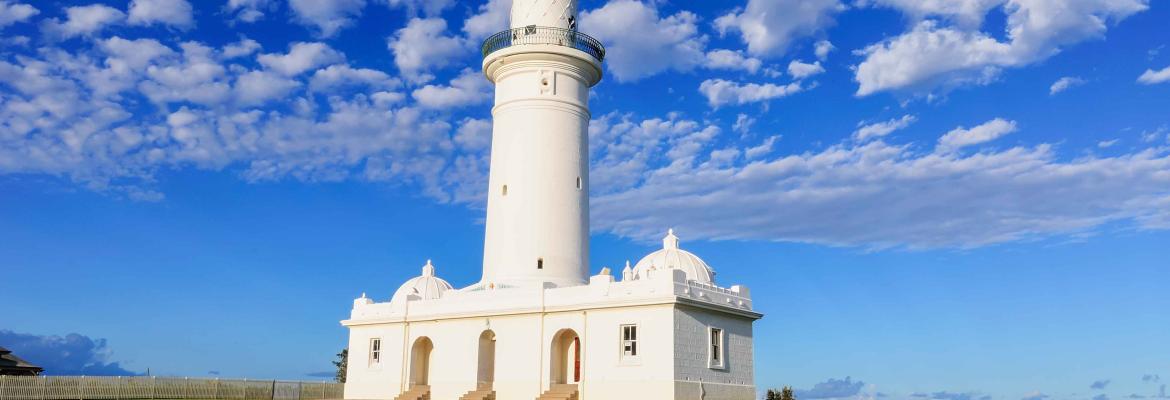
[0,375,7,400]
[296,382,302,400]
[268,381,275,400]
[39,376,46,400]
[116,376,121,400]
[149,377,155,400]
[320,383,325,400]
[183,378,189,400]
[242,379,247,400]
[78,376,84,400]
[213,379,219,400]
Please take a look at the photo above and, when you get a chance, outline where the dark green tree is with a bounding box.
[765,386,797,400]
[333,348,348,383]
[781,386,796,400]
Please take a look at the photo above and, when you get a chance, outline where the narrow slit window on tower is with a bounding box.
[502,185,508,196]
[576,176,582,190]
[537,258,544,269]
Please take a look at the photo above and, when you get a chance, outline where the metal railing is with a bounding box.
[0,376,343,400]
[481,26,606,62]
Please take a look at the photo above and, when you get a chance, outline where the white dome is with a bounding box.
[632,230,715,284]
[391,260,454,303]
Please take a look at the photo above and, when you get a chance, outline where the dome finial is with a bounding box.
[663,228,680,250]
[422,259,435,276]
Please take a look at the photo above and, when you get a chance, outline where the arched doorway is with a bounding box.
[409,337,433,387]
[477,330,496,388]
[549,329,581,385]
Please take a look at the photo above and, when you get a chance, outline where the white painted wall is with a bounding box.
[479,44,602,290]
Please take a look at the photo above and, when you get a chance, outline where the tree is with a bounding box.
[766,386,797,400]
[332,348,348,383]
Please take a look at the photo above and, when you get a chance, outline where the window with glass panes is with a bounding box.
[370,338,381,364]
[709,328,723,366]
[621,325,637,357]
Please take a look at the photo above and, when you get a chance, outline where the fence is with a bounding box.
[0,376,343,400]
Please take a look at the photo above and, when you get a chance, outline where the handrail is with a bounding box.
[481,26,606,62]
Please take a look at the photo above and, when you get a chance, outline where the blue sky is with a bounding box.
[1,0,1168,399]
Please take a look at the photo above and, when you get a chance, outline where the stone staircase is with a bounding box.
[393,385,430,400]
[536,384,578,400]
[459,383,496,400]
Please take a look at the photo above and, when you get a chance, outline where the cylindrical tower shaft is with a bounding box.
[479,0,604,288]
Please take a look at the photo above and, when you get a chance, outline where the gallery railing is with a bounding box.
[481,26,606,62]
[0,376,343,400]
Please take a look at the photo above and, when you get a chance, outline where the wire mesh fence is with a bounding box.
[0,376,343,400]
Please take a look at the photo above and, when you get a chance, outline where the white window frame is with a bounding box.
[369,338,382,365]
[621,324,638,357]
[619,324,641,366]
[708,327,725,369]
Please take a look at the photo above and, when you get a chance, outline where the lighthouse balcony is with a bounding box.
[481,26,606,62]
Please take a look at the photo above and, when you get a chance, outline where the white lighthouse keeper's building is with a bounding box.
[340,1,763,399]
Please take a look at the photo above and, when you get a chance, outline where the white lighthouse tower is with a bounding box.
[341,3,761,400]
[479,0,604,289]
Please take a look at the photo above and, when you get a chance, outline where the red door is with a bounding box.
[572,337,581,382]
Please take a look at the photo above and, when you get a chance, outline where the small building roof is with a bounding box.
[0,346,45,375]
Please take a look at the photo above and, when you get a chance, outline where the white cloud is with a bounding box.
[380,0,453,17]
[854,115,916,141]
[855,21,1011,96]
[1137,65,1170,85]
[128,0,195,29]
[733,113,756,135]
[589,113,1170,249]
[581,0,705,82]
[41,5,125,39]
[815,40,835,60]
[221,38,261,59]
[715,0,843,57]
[138,42,232,106]
[289,0,366,38]
[225,0,272,23]
[1050,76,1086,95]
[308,64,398,93]
[411,69,491,109]
[699,79,802,108]
[1098,139,1119,148]
[454,118,492,151]
[234,70,301,106]
[937,118,1018,152]
[0,1,37,28]
[0,37,472,203]
[745,136,779,159]
[705,49,763,74]
[788,60,826,80]
[388,17,466,82]
[858,0,1004,28]
[258,42,345,77]
[463,0,510,41]
[855,0,1149,96]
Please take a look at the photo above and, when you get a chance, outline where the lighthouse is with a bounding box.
[341,2,760,399]
[478,0,605,289]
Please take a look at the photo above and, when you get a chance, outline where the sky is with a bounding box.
[0,0,1168,399]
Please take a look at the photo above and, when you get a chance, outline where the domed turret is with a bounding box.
[391,260,454,303]
[632,229,715,284]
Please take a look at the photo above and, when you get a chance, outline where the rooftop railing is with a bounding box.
[481,26,606,62]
